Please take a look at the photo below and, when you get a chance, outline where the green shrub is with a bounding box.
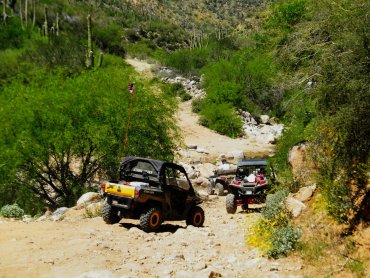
[267,0,307,29]
[247,190,301,257]
[262,189,289,220]
[322,178,353,223]
[191,97,205,113]
[268,225,302,257]
[199,103,243,138]
[94,24,125,56]
[180,92,192,102]
[1,204,24,218]
[345,259,365,277]
[299,240,328,262]
[0,17,29,50]
[83,202,103,218]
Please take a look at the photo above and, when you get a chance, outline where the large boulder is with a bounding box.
[294,184,317,202]
[77,192,101,206]
[226,150,244,162]
[285,197,306,217]
[194,176,210,188]
[196,163,217,178]
[288,142,317,186]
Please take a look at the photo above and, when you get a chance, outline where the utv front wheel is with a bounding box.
[215,183,225,196]
[226,194,237,214]
[140,207,163,232]
[186,206,205,227]
[102,201,120,224]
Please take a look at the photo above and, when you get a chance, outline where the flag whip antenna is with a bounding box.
[122,83,135,160]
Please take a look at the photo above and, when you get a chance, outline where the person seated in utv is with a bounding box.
[255,171,266,185]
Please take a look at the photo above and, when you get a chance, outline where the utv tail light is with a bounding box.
[134,188,140,198]
[101,183,106,192]
[233,181,241,185]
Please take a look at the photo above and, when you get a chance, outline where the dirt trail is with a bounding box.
[176,101,275,159]
[0,197,302,278]
[125,58,275,159]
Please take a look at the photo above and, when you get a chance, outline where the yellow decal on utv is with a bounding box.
[105,182,135,198]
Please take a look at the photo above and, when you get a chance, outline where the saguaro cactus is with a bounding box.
[19,0,23,29]
[98,52,103,67]
[86,14,94,69]
[56,12,59,36]
[2,0,7,24]
[32,0,36,27]
[43,5,48,36]
[25,0,28,27]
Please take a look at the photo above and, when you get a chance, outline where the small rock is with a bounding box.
[260,115,270,124]
[50,207,69,221]
[226,255,237,264]
[193,261,207,271]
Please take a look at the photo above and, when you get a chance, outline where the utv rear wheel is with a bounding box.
[226,194,237,214]
[186,206,205,227]
[102,201,120,224]
[215,183,225,196]
[140,207,163,232]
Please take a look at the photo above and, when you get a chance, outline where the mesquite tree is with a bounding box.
[0,63,178,210]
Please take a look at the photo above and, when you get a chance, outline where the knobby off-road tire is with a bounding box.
[140,207,163,232]
[241,204,249,211]
[186,206,205,227]
[102,201,120,224]
[215,183,225,196]
[226,194,237,214]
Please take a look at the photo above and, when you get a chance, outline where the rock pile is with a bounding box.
[159,67,206,98]
[239,110,284,144]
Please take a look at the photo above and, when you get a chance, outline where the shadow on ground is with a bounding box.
[119,222,185,233]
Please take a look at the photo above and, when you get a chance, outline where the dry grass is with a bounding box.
[291,194,369,277]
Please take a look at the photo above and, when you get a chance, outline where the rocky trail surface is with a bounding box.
[0,196,302,278]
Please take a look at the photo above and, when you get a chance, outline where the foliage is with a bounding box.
[299,240,328,262]
[22,34,85,73]
[262,189,288,219]
[0,204,24,218]
[94,23,125,56]
[268,225,302,257]
[191,97,205,113]
[321,178,354,223]
[0,49,23,88]
[0,56,178,211]
[199,102,243,138]
[0,17,29,50]
[306,0,370,225]
[83,202,103,218]
[345,259,365,278]
[246,190,301,257]
[267,0,307,29]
